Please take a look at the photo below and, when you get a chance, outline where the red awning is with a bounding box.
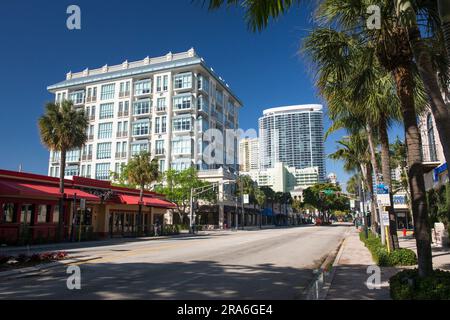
[0,180,99,202]
[118,194,175,208]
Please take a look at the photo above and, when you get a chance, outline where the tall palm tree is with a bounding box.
[123,152,160,235]
[38,100,88,240]
[438,0,450,58]
[396,0,450,170]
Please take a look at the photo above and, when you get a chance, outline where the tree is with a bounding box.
[38,100,88,240]
[123,152,160,235]
[302,183,349,224]
[438,0,450,59]
[155,167,216,224]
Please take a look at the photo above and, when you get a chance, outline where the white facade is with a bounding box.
[47,49,242,187]
[238,137,259,172]
[242,162,319,193]
[258,104,326,181]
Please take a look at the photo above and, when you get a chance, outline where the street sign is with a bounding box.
[376,184,391,206]
[243,194,249,204]
[350,199,355,209]
[80,198,86,210]
[381,212,390,227]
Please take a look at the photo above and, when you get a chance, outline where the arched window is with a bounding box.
[427,113,437,161]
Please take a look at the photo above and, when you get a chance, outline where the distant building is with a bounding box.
[258,104,326,181]
[239,137,259,172]
[327,172,337,185]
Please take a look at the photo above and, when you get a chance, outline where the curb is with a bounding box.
[0,255,102,280]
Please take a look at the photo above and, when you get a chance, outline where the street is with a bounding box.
[0,225,350,300]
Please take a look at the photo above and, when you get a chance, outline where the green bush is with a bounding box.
[390,269,450,300]
[359,231,417,267]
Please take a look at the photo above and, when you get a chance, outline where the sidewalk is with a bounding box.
[398,236,450,270]
[326,229,400,300]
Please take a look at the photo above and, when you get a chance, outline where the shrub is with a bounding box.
[390,269,450,300]
[359,231,417,267]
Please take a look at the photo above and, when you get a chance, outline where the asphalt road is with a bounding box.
[0,224,351,300]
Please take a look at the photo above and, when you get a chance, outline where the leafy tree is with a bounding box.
[38,100,88,240]
[123,152,160,235]
[302,183,349,224]
[155,167,216,224]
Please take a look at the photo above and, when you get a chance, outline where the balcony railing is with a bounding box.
[119,91,130,98]
[155,106,166,113]
[81,154,93,161]
[118,111,130,118]
[87,115,95,121]
[116,131,128,138]
[155,149,165,155]
[87,135,94,141]
[421,144,439,163]
[85,96,97,103]
[115,152,127,159]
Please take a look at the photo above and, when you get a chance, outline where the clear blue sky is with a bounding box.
[0,0,403,189]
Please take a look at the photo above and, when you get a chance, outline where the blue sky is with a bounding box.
[0,0,403,189]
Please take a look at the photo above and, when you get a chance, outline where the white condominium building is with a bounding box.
[259,104,326,182]
[46,48,242,184]
[238,137,259,172]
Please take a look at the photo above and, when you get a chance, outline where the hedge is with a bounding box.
[390,269,450,300]
[359,231,417,267]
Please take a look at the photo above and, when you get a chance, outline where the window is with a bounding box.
[99,103,114,119]
[123,121,129,134]
[66,149,80,162]
[197,96,209,112]
[132,120,150,136]
[98,122,113,139]
[2,203,15,223]
[161,116,167,133]
[216,90,224,105]
[101,83,115,100]
[95,163,110,180]
[53,205,60,223]
[427,114,437,162]
[174,73,192,89]
[131,142,148,156]
[65,165,79,176]
[86,165,91,178]
[134,79,151,95]
[69,91,85,104]
[133,99,151,115]
[156,98,166,111]
[37,205,50,223]
[118,101,130,116]
[173,95,192,110]
[173,116,192,132]
[198,75,209,92]
[115,162,124,174]
[155,140,165,155]
[156,76,162,92]
[155,117,160,133]
[97,142,112,159]
[20,204,34,225]
[159,159,166,172]
[163,75,168,91]
[172,137,191,155]
[172,159,191,171]
[119,81,130,96]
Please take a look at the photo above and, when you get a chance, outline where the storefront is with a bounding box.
[0,169,175,245]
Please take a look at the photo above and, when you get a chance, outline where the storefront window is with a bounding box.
[20,204,34,225]
[53,205,60,223]
[37,205,50,223]
[2,203,16,223]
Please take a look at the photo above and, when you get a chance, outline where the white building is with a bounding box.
[238,137,259,172]
[242,162,319,193]
[259,104,326,181]
[46,48,244,228]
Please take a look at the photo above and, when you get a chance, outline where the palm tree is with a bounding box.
[38,100,88,240]
[123,152,160,235]
[438,0,450,57]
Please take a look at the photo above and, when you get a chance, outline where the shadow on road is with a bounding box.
[0,260,317,300]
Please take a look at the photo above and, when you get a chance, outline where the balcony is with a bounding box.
[51,157,60,164]
[155,106,166,113]
[115,152,127,159]
[87,135,94,142]
[87,115,95,121]
[81,154,93,161]
[421,144,442,173]
[119,91,130,98]
[85,96,97,103]
[155,148,165,156]
[116,131,128,138]
[118,111,130,118]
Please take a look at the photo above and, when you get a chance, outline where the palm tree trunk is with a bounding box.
[58,149,66,242]
[379,117,400,250]
[406,24,450,168]
[366,124,382,231]
[392,63,433,277]
[138,185,144,236]
[438,0,450,60]
[365,163,377,233]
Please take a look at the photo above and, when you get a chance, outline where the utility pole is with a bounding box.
[189,187,194,234]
